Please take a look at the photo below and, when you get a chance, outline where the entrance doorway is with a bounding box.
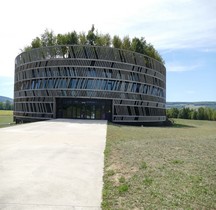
[56,98,112,121]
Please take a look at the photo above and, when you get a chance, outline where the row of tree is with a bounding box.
[167,107,216,121]
[23,25,164,63]
[0,101,13,110]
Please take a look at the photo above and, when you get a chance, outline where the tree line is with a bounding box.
[167,107,216,121]
[0,100,13,110]
[23,25,164,64]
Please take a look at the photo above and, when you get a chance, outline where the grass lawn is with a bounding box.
[0,110,14,128]
[102,119,216,209]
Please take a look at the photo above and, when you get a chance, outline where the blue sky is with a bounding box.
[0,0,215,102]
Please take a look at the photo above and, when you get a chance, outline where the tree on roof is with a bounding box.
[22,25,165,64]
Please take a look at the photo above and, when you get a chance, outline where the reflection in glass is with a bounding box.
[56,98,112,121]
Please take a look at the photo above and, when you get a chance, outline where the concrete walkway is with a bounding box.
[0,119,107,210]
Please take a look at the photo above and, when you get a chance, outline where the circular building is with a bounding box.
[14,45,166,124]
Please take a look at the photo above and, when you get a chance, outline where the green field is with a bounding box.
[0,110,14,128]
[102,119,216,209]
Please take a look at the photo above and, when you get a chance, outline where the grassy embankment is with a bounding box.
[0,110,14,128]
[103,119,216,209]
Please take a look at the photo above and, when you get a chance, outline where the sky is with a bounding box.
[0,0,215,102]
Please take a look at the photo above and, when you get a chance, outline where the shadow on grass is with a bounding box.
[108,121,196,128]
[172,123,196,128]
[0,122,16,129]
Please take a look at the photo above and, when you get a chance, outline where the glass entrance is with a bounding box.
[56,98,112,121]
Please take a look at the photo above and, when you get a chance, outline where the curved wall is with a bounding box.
[14,45,166,124]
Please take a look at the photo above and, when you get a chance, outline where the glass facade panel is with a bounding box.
[14,45,166,124]
[56,98,112,121]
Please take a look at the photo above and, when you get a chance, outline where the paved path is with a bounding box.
[0,119,107,210]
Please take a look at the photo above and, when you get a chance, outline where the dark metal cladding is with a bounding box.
[14,45,166,124]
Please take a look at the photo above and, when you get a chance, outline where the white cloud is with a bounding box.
[186,90,195,94]
[166,63,201,72]
[122,0,216,50]
[0,0,216,78]
[201,48,216,53]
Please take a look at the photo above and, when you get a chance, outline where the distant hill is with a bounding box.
[0,96,13,103]
[166,102,216,110]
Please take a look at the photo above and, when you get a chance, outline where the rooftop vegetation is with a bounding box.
[22,25,165,64]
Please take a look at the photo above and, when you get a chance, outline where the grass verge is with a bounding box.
[0,110,14,128]
[102,119,216,209]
